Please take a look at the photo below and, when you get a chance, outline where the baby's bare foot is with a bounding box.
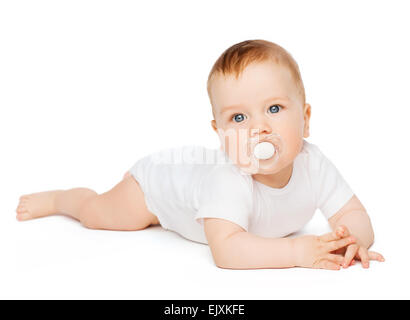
[16,190,63,221]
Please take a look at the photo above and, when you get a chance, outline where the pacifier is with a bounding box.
[253,141,276,160]
[239,132,284,174]
[215,128,284,175]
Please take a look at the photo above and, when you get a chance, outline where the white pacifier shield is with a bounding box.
[253,141,275,160]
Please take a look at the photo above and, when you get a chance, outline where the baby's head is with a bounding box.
[207,39,311,175]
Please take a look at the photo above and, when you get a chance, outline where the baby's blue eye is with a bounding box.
[232,114,246,123]
[269,104,281,113]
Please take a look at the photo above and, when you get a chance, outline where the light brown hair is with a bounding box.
[207,39,306,117]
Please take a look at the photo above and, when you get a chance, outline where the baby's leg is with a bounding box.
[16,175,160,231]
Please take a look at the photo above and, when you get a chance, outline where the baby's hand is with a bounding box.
[331,225,385,269]
[292,226,356,270]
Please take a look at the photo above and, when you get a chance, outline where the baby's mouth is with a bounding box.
[254,141,276,160]
[248,133,282,158]
[239,133,283,174]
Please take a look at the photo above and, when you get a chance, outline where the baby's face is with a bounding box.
[210,61,311,175]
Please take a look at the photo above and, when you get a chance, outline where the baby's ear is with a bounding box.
[303,103,311,138]
[211,119,218,132]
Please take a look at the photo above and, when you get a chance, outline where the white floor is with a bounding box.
[2,206,406,300]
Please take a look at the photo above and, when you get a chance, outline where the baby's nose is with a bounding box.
[250,123,272,137]
[250,114,272,133]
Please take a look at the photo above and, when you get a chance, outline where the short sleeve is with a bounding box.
[308,144,355,219]
[194,166,253,231]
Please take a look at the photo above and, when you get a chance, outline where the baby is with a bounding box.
[16,39,384,270]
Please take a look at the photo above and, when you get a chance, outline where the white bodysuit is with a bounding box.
[128,140,354,244]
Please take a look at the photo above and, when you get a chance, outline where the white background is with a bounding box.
[1,0,409,299]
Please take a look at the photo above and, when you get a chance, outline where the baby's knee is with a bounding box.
[79,196,102,229]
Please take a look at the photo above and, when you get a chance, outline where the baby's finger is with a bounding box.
[336,225,350,238]
[358,247,370,268]
[317,259,341,271]
[368,251,385,262]
[320,225,349,242]
[342,244,359,268]
[325,254,345,265]
[326,236,356,252]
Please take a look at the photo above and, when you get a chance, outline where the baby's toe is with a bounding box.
[19,194,31,201]
[16,212,31,221]
[16,202,32,220]
[16,205,26,213]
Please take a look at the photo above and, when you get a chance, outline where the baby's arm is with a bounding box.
[204,218,355,270]
[327,195,384,267]
[328,195,374,248]
[204,218,294,269]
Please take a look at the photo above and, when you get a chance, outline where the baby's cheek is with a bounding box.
[281,128,304,158]
[219,131,251,166]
